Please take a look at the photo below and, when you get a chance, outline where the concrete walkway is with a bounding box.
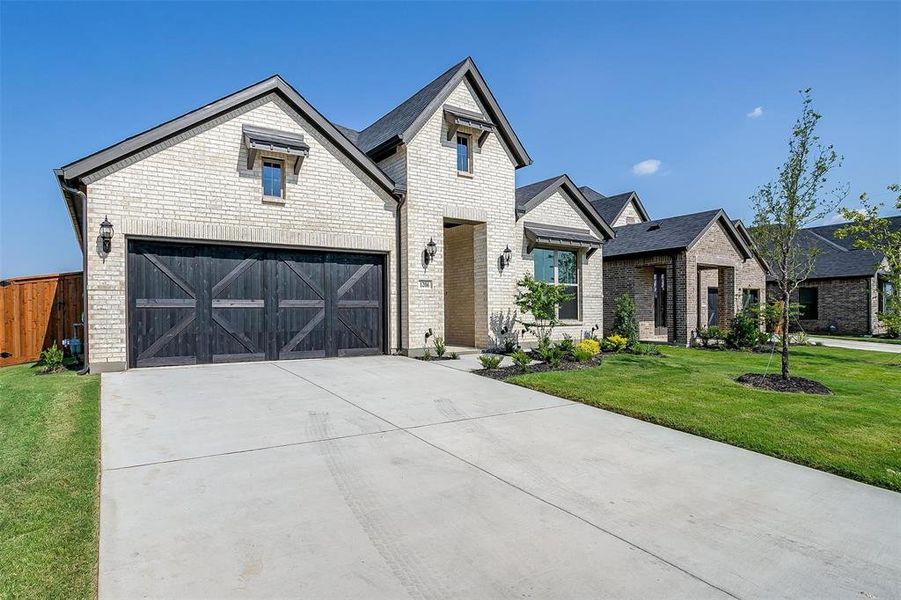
[100,356,900,599]
[810,336,901,353]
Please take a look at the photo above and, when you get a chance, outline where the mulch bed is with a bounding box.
[474,355,603,380]
[736,373,832,395]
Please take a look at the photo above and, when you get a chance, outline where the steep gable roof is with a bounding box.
[57,75,396,195]
[515,175,614,240]
[353,57,531,168]
[580,186,651,225]
[605,209,752,259]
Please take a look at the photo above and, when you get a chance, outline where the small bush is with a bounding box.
[576,338,600,356]
[756,331,771,345]
[478,354,502,369]
[629,343,661,356]
[421,348,433,361]
[39,343,65,373]
[543,345,564,368]
[502,338,518,354]
[510,350,532,372]
[726,311,759,350]
[449,352,459,360]
[572,347,594,362]
[612,294,639,347]
[433,336,446,357]
[603,334,629,353]
[558,334,575,354]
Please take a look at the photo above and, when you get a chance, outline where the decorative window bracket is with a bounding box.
[444,105,495,148]
[243,125,310,174]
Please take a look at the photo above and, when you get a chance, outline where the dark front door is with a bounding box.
[653,268,667,334]
[707,287,719,327]
[128,240,384,368]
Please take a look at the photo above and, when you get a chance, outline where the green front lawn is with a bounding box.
[510,346,901,491]
[0,363,101,598]
[812,334,901,345]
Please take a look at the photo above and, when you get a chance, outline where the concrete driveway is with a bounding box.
[100,356,900,599]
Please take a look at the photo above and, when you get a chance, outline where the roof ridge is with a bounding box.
[806,228,850,252]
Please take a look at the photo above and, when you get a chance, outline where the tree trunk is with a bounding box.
[781,290,790,380]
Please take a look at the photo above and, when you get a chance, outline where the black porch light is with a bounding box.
[501,245,513,269]
[99,216,114,254]
[425,237,438,264]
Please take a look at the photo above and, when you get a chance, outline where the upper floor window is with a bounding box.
[262,158,284,198]
[798,287,818,320]
[456,134,472,174]
[532,248,579,320]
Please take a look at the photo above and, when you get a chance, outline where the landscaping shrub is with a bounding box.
[558,334,575,355]
[39,343,65,374]
[510,350,532,372]
[502,338,518,354]
[629,343,661,356]
[535,336,554,362]
[514,274,573,347]
[726,310,759,350]
[543,345,564,368]
[696,326,727,348]
[611,294,639,347]
[478,354,502,369]
[572,347,594,362]
[449,352,459,360]
[433,335,446,357]
[603,334,629,353]
[576,338,600,356]
[421,348,433,361]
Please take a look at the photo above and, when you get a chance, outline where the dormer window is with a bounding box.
[262,158,285,198]
[456,133,472,174]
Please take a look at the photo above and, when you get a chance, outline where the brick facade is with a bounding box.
[767,276,883,335]
[84,95,398,371]
[604,220,766,345]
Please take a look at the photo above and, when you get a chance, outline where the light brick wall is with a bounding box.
[403,80,604,351]
[84,94,398,370]
[768,276,881,335]
[612,200,644,226]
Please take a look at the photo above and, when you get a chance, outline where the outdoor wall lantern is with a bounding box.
[501,245,513,269]
[424,237,438,264]
[99,216,114,254]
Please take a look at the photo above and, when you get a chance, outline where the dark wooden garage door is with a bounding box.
[127,240,384,368]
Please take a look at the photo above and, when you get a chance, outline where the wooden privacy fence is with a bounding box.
[0,272,83,367]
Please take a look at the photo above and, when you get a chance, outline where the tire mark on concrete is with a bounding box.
[308,411,448,600]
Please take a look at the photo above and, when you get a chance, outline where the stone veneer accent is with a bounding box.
[443,224,476,346]
[84,94,398,370]
[767,276,883,335]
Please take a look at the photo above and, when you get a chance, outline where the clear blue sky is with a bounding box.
[2,1,899,278]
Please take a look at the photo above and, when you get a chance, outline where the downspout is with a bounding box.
[394,190,407,355]
[60,183,90,375]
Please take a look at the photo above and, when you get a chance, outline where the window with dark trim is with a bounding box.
[798,287,818,320]
[879,278,896,314]
[742,288,760,310]
[262,158,284,198]
[653,268,667,329]
[456,133,472,174]
[532,248,579,320]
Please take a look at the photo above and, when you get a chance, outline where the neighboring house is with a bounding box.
[765,217,901,335]
[55,58,612,371]
[582,187,767,345]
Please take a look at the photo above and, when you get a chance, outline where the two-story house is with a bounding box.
[56,58,612,371]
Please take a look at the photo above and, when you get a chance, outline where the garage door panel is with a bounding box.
[128,242,384,367]
[209,247,267,363]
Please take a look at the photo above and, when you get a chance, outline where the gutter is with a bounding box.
[55,176,90,375]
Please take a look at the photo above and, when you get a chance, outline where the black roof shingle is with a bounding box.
[605,209,751,259]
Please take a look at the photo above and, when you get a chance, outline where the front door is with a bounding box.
[707,287,719,327]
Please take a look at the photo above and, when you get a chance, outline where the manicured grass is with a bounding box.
[510,346,901,491]
[812,334,901,345]
[0,363,101,598]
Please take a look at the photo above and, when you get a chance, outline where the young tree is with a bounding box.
[750,89,847,379]
[514,274,573,348]
[835,185,901,337]
[611,294,639,347]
